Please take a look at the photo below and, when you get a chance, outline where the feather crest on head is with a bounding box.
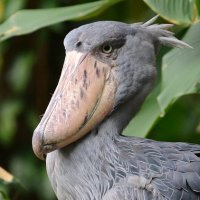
[134,15,192,49]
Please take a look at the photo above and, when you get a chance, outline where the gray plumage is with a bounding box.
[35,18,200,200]
[47,134,200,200]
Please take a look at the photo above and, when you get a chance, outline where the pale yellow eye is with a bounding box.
[102,44,113,54]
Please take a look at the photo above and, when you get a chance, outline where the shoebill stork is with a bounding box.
[32,16,200,200]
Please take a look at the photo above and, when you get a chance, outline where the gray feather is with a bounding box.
[159,36,192,48]
[142,15,159,26]
[44,19,198,200]
[47,134,200,200]
[132,16,192,49]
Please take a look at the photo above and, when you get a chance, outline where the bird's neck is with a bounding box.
[46,85,153,199]
[96,83,152,138]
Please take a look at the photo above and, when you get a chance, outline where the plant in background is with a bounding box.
[0,0,199,199]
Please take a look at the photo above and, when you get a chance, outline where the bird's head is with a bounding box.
[32,17,190,160]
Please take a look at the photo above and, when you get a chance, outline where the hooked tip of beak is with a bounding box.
[32,128,56,160]
[32,129,45,160]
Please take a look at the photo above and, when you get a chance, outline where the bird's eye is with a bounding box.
[102,44,113,54]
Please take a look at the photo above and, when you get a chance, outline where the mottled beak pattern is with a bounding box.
[32,51,116,160]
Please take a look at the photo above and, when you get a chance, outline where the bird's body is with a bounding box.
[47,128,200,200]
[32,17,200,200]
[47,130,200,200]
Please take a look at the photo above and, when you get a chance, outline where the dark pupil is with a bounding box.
[103,45,111,52]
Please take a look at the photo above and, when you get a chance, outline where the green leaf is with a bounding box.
[124,22,200,137]
[0,0,121,41]
[0,191,10,200]
[0,1,4,22]
[158,23,200,112]
[7,52,34,94]
[4,0,27,19]
[0,99,23,145]
[197,0,200,17]
[149,95,200,143]
[143,0,198,26]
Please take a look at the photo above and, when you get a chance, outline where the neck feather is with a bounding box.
[97,82,154,138]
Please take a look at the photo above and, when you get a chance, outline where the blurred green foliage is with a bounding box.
[0,0,122,41]
[0,0,200,199]
[144,0,199,25]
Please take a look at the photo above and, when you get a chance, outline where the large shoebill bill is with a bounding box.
[32,16,200,200]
